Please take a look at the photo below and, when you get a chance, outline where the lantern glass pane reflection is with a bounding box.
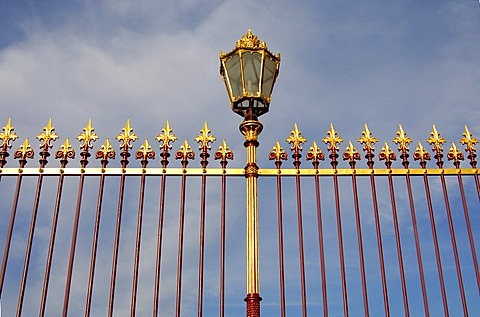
[225,54,242,99]
[241,52,262,96]
[261,57,276,98]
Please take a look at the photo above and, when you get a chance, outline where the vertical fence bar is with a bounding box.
[343,141,368,317]
[215,139,233,317]
[269,142,287,317]
[0,137,33,296]
[380,143,409,316]
[40,138,75,317]
[358,124,390,316]
[194,122,216,317]
[287,124,307,317]
[428,128,468,315]
[85,138,113,317]
[130,140,154,316]
[448,142,480,293]
[153,121,176,317]
[108,120,137,317]
[18,120,58,317]
[415,142,449,316]
[175,139,194,317]
[394,126,430,317]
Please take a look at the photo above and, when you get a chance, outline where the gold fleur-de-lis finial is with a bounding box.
[175,139,195,167]
[322,123,343,152]
[393,124,412,152]
[460,125,477,152]
[195,121,216,151]
[95,138,116,168]
[379,142,397,168]
[460,125,478,168]
[269,140,288,163]
[77,119,99,151]
[358,123,378,152]
[286,123,306,151]
[215,139,234,161]
[447,141,464,168]
[55,138,75,167]
[116,119,138,150]
[14,137,35,168]
[413,141,431,168]
[358,124,378,168]
[156,120,178,151]
[214,139,234,168]
[37,118,59,151]
[342,140,361,167]
[0,118,18,150]
[306,140,325,166]
[136,138,155,167]
[426,125,446,153]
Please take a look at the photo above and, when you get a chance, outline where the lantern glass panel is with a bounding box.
[241,51,262,96]
[261,56,276,99]
[225,54,242,99]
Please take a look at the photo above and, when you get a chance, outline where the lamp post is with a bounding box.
[220,29,280,317]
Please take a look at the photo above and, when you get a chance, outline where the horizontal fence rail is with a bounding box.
[0,118,479,316]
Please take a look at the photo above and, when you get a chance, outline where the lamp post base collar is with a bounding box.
[245,293,262,317]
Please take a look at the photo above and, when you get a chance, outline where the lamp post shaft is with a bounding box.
[240,120,263,317]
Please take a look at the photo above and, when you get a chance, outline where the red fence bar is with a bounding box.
[322,125,349,317]
[214,139,233,317]
[358,124,390,317]
[380,142,410,316]
[394,126,430,316]
[175,139,195,317]
[287,124,308,317]
[343,141,369,317]
[428,126,468,316]
[40,139,73,317]
[85,138,113,317]
[269,141,287,317]
[448,142,480,293]
[153,121,176,317]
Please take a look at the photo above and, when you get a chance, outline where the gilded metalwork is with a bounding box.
[306,140,325,164]
[269,141,288,163]
[156,120,177,151]
[379,142,396,168]
[343,140,361,167]
[460,125,478,168]
[426,125,446,168]
[37,119,59,151]
[286,123,306,152]
[116,119,138,151]
[95,138,116,168]
[0,118,18,151]
[322,123,343,152]
[447,142,464,168]
[55,138,75,168]
[413,142,431,168]
[358,124,378,168]
[77,119,99,151]
[393,125,412,152]
[14,137,35,168]
[195,121,216,151]
[135,139,155,167]
[175,139,195,165]
[358,124,378,153]
[214,139,234,167]
[235,29,264,49]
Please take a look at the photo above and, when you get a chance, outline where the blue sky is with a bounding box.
[0,0,479,316]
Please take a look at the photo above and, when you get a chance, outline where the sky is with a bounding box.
[0,0,479,316]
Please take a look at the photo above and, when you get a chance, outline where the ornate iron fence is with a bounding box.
[0,118,478,316]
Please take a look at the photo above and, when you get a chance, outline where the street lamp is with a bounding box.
[220,29,280,120]
[220,30,280,317]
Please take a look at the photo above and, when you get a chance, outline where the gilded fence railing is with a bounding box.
[0,118,478,316]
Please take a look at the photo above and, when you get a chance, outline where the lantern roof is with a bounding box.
[220,29,281,61]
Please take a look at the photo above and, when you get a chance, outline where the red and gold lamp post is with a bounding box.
[220,30,280,317]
